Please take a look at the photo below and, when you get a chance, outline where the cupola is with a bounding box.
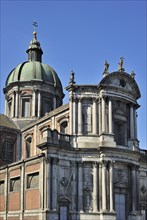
[26,31,43,62]
[3,30,64,129]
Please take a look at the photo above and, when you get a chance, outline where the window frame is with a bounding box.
[22,96,31,117]
[10,176,21,192]
[26,172,39,189]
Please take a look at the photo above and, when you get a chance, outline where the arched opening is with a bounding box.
[26,137,32,158]
[60,121,68,134]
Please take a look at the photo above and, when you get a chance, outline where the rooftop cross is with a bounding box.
[32,20,38,32]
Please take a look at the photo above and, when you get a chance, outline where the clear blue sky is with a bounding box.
[0,1,146,149]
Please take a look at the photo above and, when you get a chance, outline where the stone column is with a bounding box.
[130,105,134,139]
[102,97,106,133]
[131,165,136,212]
[98,99,102,135]
[34,125,37,155]
[40,157,44,210]
[38,91,41,117]
[69,96,73,135]
[32,90,36,117]
[11,93,15,118]
[73,98,77,134]
[78,162,83,212]
[4,167,9,220]
[101,161,107,211]
[109,162,114,212]
[98,162,102,211]
[15,91,18,117]
[52,158,58,210]
[78,98,82,135]
[108,98,113,134]
[93,162,98,212]
[46,158,51,210]
[71,161,77,211]
[92,99,97,134]
[4,98,8,116]
[136,166,140,211]
[20,162,25,220]
[134,110,138,140]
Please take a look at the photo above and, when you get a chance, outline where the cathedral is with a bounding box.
[0,30,147,220]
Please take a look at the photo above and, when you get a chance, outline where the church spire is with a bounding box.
[26,22,43,62]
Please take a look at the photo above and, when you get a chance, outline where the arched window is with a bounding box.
[26,137,32,158]
[60,121,68,134]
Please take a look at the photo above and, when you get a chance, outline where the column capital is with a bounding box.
[131,164,140,170]
[45,157,51,164]
[70,161,77,167]
[101,160,108,167]
[52,157,59,165]
[92,161,98,168]
[69,96,74,102]
[73,97,78,103]
[92,97,98,102]
[77,97,83,102]
[78,161,83,167]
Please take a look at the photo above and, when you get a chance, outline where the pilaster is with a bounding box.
[101,160,107,211]
[38,91,41,117]
[78,98,82,135]
[108,98,113,134]
[109,161,114,212]
[93,162,98,212]
[51,157,59,211]
[92,98,97,134]
[78,161,83,212]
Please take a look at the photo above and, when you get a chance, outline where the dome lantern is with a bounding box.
[26,31,43,62]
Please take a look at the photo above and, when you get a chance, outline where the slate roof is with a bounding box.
[0,114,19,130]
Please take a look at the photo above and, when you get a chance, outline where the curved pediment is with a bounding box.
[98,71,141,99]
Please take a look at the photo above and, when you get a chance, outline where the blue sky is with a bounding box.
[0,0,146,149]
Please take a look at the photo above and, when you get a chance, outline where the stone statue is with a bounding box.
[118,57,125,72]
[131,70,135,79]
[69,70,75,84]
[104,60,109,72]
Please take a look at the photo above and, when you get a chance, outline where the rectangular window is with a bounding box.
[22,98,31,117]
[27,172,39,189]
[0,181,5,195]
[2,139,14,162]
[42,98,53,116]
[10,177,20,192]
[115,194,126,220]
[82,103,92,134]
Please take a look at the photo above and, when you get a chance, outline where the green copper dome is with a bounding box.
[5,31,63,93]
[5,61,63,91]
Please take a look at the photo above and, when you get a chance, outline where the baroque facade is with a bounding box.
[0,31,147,220]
